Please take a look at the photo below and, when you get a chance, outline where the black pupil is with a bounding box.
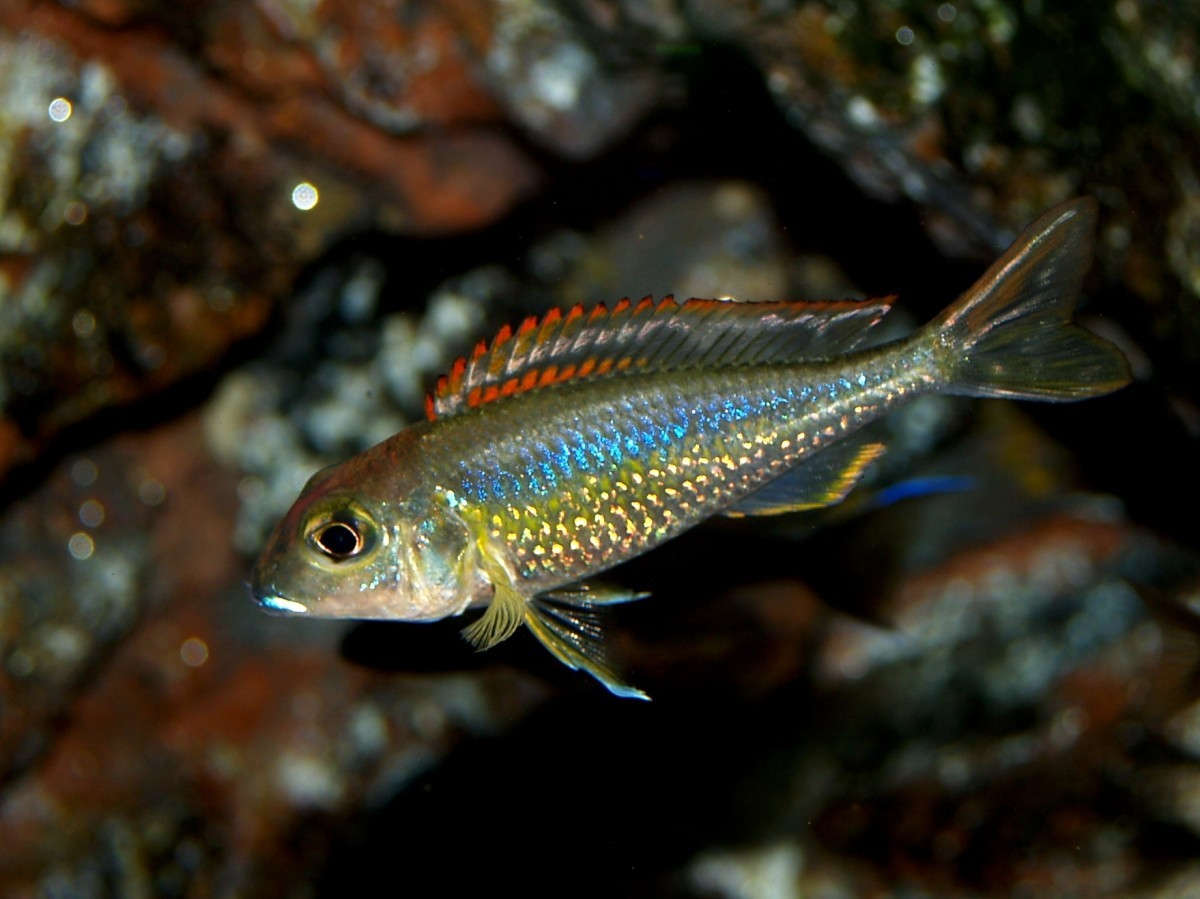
[317,523,359,557]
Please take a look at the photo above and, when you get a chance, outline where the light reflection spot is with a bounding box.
[67,531,94,560]
[63,201,87,226]
[70,458,98,487]
[79,498,105,528]
[138,478,166,506]
[72,309,97,338]
[48,97,72,122]
[180,637,209,667]
[291,181,319,211]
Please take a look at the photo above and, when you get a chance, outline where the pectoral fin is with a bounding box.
[725,441,886,517]
[526,590,649,701]
[463,544,649,699]
[462,579,526,649]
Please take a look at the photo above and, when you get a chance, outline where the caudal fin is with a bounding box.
[933,198,1131,401]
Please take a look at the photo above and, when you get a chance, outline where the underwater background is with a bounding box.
[1,1,1199,896]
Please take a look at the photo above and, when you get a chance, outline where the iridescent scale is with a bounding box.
[423,340,940,590]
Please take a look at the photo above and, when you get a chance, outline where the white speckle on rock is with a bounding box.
[845,95,880,129]
[688,842,804,899]
[276,752,345,810]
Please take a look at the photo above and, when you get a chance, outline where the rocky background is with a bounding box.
[1,1,1199,896]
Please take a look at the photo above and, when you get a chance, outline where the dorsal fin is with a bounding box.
[427,294,894,420]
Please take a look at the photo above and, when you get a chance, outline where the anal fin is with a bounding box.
[725,441,886,517]
[525,589,650,701]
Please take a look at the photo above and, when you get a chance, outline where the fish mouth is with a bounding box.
[254,592,310,615]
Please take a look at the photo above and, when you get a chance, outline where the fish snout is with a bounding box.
[249,559,310,616]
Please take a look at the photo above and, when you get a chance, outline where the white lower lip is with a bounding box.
[260,594,309,614]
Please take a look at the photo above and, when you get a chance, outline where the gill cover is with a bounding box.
[398,489,482,617]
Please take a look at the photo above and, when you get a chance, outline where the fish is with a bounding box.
[251,198,1131,699]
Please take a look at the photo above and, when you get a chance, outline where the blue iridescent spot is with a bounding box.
[551,440,574,476]
[586,432,607,465]
[471,469,503,502]
[723,399,751,422]
[458,466,488,502]
[515,449,545,496]
[670,408,690,439]
[566,433,591,471]
[497,468,522,501]
[604,437,624,464]
[636,414,666,449]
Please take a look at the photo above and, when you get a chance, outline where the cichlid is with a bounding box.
[251,199,1130,698]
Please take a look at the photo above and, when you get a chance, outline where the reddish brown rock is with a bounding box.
[0,1,540,478]
[0,414,547,895]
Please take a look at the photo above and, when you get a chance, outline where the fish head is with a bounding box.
[250,437,485,622]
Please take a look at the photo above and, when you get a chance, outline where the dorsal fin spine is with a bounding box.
[486,324,513,380]
[425,294,895,420]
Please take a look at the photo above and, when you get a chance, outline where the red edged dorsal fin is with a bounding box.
[424,295,895,420]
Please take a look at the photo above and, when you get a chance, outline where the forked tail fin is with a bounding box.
[933,198,1131,401]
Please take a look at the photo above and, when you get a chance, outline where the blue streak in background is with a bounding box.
[869,475,976,509]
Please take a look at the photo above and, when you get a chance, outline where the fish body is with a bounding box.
[252,199,1131,698]
[425,349,930,587]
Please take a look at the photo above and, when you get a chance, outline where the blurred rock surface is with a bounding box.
[0,415,547,897]
[0,0,540,473]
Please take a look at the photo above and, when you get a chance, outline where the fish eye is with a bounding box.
[311,521,364,560]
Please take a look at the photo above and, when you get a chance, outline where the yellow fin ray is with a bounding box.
[725,441,886,517]
[462,580,526,649]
